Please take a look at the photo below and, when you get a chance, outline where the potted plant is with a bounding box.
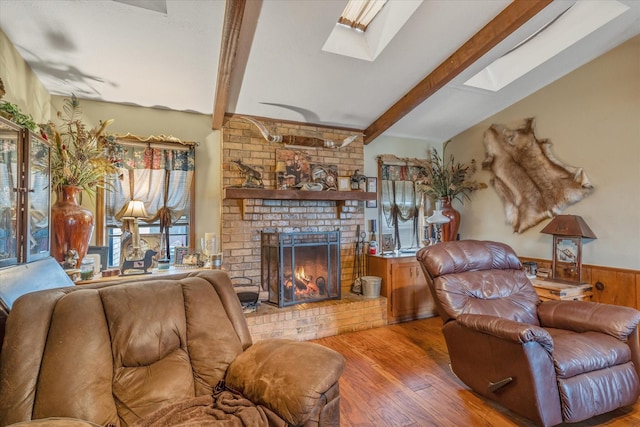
[0,78,37,131]
[41,94,117,266]
[417,149,486,241]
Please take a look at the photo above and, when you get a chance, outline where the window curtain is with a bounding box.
[105,141,195,257]
[378,155,429,250]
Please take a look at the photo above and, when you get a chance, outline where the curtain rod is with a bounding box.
[114,133,198,151]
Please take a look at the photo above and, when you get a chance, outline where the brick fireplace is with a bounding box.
[221,116,365,296]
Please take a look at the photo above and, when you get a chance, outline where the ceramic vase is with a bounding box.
[51,185,94,267]
[439,197,460,242]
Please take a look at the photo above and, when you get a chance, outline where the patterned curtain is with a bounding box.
[105,141,195,257]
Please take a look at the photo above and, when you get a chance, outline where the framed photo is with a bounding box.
[120,234,162,265]
[276,149,311,189]
[552,236,582,282]
[174,246,201,267]
[366,177,378,208]
[338,176,350,191]
[173,246,190,265]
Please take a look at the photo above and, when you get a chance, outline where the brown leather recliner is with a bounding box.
[0,270,345,427]
[416,240,640,427]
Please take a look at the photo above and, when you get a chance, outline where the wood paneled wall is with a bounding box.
[521,257,640,309]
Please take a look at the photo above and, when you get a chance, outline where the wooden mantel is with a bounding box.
[224,187,376,218]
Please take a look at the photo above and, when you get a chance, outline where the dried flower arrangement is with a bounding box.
[417,149,487,203]
[40,94,117,196]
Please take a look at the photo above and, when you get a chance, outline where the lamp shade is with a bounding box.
[121,200,148,219]
[427,210,451,225]
[540,215,596,238]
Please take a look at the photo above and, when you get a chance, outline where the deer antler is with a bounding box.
[239,116,283,143]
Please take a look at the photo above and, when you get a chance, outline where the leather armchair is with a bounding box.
[416,240,640,427]
[0,270,345,427]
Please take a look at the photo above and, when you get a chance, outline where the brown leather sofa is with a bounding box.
[417,240,640,427]
[0,270,345,426]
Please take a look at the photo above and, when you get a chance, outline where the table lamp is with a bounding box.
[540,214,596,283]
[121,200,148,260]
[427,199,451,243]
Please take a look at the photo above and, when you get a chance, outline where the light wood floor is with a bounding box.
[311,316,640,427]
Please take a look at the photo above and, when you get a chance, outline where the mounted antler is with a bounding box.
[239,116,358,149]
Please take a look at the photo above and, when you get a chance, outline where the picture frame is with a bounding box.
[87,245,109,271]
[120,234,162,265]
[174,247,201,268]
[173,246,190,266]
[338,176,351,192]
[276,149,311,189]
[552,235,582,283]
[366,177,378,208]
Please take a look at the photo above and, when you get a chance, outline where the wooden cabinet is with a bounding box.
[0,117,51,267]
[367,254,437,324]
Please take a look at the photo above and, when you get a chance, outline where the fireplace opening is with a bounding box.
[261,231,341,307]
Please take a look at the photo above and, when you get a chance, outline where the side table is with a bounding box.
[530,277,592,301]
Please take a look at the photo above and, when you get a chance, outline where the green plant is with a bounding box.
[41,94,116,196]
[417,149,487,203]
[0,100,37,131]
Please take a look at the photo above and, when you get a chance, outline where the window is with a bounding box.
[99,135,196,267]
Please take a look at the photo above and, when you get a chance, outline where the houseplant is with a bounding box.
[41,94,117,266]
[417,149,486,241]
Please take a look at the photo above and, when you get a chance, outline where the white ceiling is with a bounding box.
[1,0,639,144]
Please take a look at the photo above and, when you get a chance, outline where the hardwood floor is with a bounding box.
[311,316,640,427]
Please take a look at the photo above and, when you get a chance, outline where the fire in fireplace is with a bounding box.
[261,231,341,307]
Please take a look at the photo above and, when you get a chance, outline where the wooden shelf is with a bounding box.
[224,187,376,218]
[224,187,376,201]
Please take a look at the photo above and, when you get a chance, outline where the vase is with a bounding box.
[439,197,460,242]
[51,185,94,267]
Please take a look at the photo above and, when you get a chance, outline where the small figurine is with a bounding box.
[63,249,80,269]
[120,249,158,275]
[230,159,264,188]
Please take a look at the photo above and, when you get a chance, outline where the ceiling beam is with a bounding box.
[212,0,247,130]
[363,0,554,144]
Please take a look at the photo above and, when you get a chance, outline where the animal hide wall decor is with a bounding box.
[482,118,593,233]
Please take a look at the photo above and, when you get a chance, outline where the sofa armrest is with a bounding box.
[457,313,553,353]
[225,339,345,426]
[538,300,640,341]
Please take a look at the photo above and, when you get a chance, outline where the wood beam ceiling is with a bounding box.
[212,0,246,130]
[363,0,554,144]
[213,0,554,141]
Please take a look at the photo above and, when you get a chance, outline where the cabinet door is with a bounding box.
[0,119,20,267]
[23,130,50,263]
[390,262,419,319]
[414,265,436,317]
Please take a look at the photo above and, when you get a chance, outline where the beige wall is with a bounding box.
[49,96,223,246]
[0,29,50,123]
[447,35,640,270]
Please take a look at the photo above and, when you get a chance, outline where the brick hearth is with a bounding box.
[246,295,388,343]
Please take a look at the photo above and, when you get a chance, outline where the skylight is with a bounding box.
[338,0,387,32]
[463,0,630,92]
[322,0,423,62]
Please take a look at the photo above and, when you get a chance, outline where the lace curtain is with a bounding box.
[378,155,429,250]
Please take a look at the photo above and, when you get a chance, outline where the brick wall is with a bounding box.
[221,116,365,296]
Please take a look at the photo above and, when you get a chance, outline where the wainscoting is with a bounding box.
[245,294,388,343]
[521,257,640,309]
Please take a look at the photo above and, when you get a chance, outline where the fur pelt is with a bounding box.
[482,118,593,233]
